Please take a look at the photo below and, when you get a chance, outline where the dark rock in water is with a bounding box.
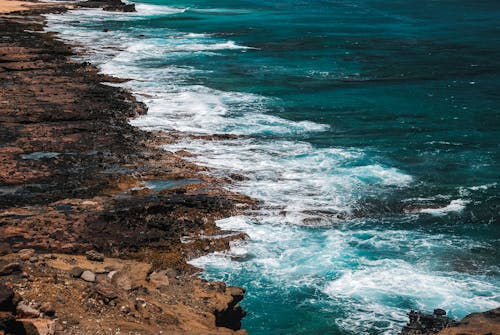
[401,309,457,335]
[79,0,136,12]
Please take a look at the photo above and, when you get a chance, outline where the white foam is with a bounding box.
[419,199,469,215]
[325,259,499,334]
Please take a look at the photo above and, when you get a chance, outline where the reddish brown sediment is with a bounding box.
[0,2,254,334]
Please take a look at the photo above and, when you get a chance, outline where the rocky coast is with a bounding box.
[1,1,499,335]
[0,0,252,333]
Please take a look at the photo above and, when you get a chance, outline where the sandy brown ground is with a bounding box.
[0,0,71,13]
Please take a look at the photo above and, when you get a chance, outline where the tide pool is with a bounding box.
[45,0,500,333]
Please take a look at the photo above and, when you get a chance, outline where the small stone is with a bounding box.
[120,305,130,314]
[29,257,38,263]
[85,250,104,262]
[0,263,22,276]
[55,296,65,304]
[18,249,36,261]
[40,302,55,317]
[80,270,96,283]
[69,267,83,278]
[16,302,40,318]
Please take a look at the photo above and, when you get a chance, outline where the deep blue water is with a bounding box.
[46,1,500,334]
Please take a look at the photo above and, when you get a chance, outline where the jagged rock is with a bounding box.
[70,267,84,278]
[401,309,457,335]
[0,284,14,311]
[214,286,247,330]
[18,249,36,261]
[85,250,105,262]
[81,270,96,282]
[16,302,40,318]
[0,263,22,276]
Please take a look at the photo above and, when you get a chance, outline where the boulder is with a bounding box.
[149,271,170,289]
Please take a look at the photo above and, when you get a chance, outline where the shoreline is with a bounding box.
[0,1,253,334]
[1,1,499,335]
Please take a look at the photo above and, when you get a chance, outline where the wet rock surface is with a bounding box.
[0,3,253,334]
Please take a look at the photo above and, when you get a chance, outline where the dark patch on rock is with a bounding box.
[401,309,457,335]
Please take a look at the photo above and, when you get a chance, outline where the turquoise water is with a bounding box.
[46,1,500,334]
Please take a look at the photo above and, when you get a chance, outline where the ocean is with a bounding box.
[45,0,500,334]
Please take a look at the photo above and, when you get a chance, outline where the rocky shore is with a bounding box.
[0,1,253,334]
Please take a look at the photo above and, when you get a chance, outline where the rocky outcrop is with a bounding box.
[0,5,252,334]
[437,308,500,335]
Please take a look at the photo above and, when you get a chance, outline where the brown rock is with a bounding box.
[149,271,170,289]
[94,280,118,300]
[111,270,133,291]
[18,249,36,261]
[111,264,150,291]
[16,302,40,318]
[0,263,22,276]
[437,307,500,335]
